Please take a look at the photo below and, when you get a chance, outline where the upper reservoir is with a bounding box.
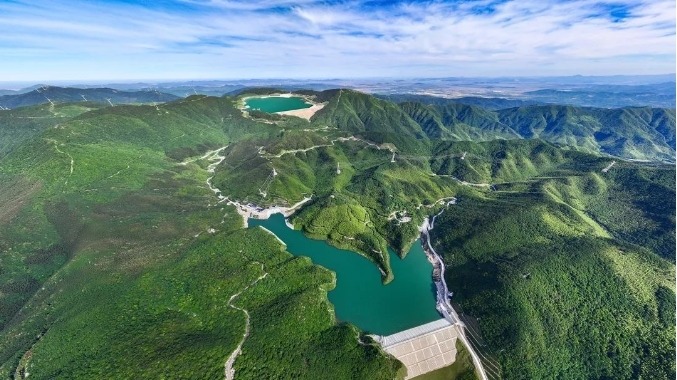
[244,96,312,113]
[249,213,440,335]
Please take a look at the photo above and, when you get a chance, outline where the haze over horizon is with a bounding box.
[1,0,675,82]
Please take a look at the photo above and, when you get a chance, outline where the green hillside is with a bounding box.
[0,89,674,379]
[429,158,674,379]
[229,88,676,163]
[0,93,402,379]
[497,105,676,161]
[0,86,179,109]
[394,101,675,162]
[0,103,104,159]
[210,126,457,282]
[311,90,429,152]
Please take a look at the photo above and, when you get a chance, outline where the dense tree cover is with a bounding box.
[0,93,403,379]
[213,123,658,283]
[398,99,674,162]
[211,125,470,282]
[430,170,675,379]
[6,210,400,378]
[0,88,674,379]
[545,164,676,261]
[247,109,283,121]
[1,95,273,331]
[0,103,102,158]
[293,88,675,161]
[258,88,675,161]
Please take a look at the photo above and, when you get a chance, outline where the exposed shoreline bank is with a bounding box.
[227,196,313,228]
[239,92,325,121]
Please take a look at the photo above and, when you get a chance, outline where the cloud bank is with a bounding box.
[0,0,674,80]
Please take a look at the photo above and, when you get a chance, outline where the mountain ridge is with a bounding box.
[0,86,179,109]
[306,89,676,162]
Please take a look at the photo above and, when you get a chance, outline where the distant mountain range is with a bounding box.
[0,86,179,109]
[380,81,676,109]
[376,94,541,110]
[2,74,673,108]
[523,81,676,108]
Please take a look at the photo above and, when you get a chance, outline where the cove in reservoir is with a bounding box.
[244,96,312,113]
[249,213,440,336]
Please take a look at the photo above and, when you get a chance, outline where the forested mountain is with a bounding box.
[298,90,676,162]
[0,94,403,379]
[430,158,675,379]
[0,103,105,159]
[0,88,674,379]
[0,86,179,109]
[496,105,676,161]
[392,97,674,162]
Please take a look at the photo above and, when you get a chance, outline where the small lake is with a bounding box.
[244,96,312,113]
[249,213,440,335]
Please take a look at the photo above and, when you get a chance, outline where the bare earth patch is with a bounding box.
[276,103,326,120]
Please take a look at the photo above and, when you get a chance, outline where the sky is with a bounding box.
[0,0,674,81]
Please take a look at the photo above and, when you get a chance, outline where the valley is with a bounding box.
[0,86,674,380]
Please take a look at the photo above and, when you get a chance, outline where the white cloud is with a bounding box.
[0,0,673,81]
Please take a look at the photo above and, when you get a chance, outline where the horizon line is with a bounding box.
[0,73,675,86]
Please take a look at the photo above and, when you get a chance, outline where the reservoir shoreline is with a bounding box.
[240,93,325,120]
[249,213,439,336]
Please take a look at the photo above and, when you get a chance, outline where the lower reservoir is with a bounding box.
[244,96,312,113]
[249,213,439,335]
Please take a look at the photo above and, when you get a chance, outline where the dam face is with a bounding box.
[372,319,459,379]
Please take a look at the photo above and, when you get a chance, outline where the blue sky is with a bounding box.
[0,0,674,81]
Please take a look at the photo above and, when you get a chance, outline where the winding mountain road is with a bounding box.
[224,263,268,380]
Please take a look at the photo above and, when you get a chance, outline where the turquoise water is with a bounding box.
[244,96,312,113]
[249,214,440,335]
